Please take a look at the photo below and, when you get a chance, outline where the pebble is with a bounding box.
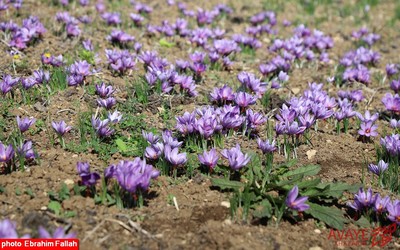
[64,179,75,185]
[309,247,323,250]
[40,206,47,211]
[306,150,317,160]
[223,219,232,226]
[314,229,321,234]
[220,201,230,208]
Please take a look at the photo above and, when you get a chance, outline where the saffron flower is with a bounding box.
[368,160,388,176]
[358,121,378,137]
[164,144,187,166]
[38,226,76,239]
[0,219,29,238]
[221,144,251,171]
[285,185,310,211]
[257,138,276,154]
[198,148,219,170]
[76,162,100,187]
[16,116,36,133]
[347,187,374,211]
[51,121,72,136]
[17,141,36,160]
[112,158,160,193]
[373,194,390,213]
[0,142,14,163]
[386,200,400,225]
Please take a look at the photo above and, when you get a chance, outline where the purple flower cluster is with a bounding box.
[340,47,380,85]
[139,51,198,96]
[105,49,136,75]
[20,69,50,90]
[348,188,400,225]
[380,134,400,156]
[105,157,160,193]
[175,104,266,138]
[0,75,19,95]
[41,53,64,67]
[101,12,121,26]
[6,16,46,50]
[275,83,339,136]
[382,93,400,113]
[107,30,135,46]
[351,27,380,46]
[91,115,116,138]
[67,60,91,86]
[260,25,333,77]
[76,162,100,187]
[143,130,187,166]
[55,11,81,37]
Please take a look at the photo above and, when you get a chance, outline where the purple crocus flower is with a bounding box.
[101,12,121,25]
[76,162,100,187]
[221,144,251,171]
[112,158,160,193]
[51,121,72,136]
[97,97,116,110]
[358,121,378,137]
[386,200,400,225]
[164,144,187,166]
[175,112,196,135]
[390,119,400,128]
[0,142,14,163]
[368,160,388,176]
[38,226,76,239]
[356,110,379,123]
[234,92,257,108]
[0,219,19,238]
[213,39,239,56]
[257,138,276,154]
[348,187,375,211]
[16,116,36,133]
[142,131,160,144]
[107,110,122,123]
[285,185,310,212]
[386,64,399,77]
[144,143,164,160]
[390,79,400,93]
[209,85,235,104]
[17,140,35,160]
[198,148,219,170]
[95,82,114,98]
[246,109,267,131]
[382,93,400,112]
[373,194,390,213]
[91,116,114,138]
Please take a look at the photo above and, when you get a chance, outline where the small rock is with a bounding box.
[326,140,332,144]
[223,219,232,225]
[33,102,47,112]
[40,206,47,211]
[314,229,321,234]
[291,87,301,95]
[309,247,323,250]
[220,201,230,208]
[64,179,75,186]
[306,149,317,160]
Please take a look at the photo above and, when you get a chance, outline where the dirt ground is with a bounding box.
[1,0,400,249]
